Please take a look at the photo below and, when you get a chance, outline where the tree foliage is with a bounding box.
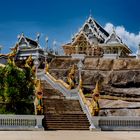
[0,61,34,114]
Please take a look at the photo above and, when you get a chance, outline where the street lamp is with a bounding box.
[45,36,49,52]
[34,58,39,78]
[77,59,84,87]
[45,36,49,67]
[0,45,3,54]
[53,40,57,55]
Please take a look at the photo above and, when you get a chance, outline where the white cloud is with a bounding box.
[104,23,140,53]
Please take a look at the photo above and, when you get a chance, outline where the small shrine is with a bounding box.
[0,33,45,66]
[15,33,45,61]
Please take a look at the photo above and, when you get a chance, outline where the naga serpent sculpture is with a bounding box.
[79,79,100,116]
[34,79,43,115]
[89,81,100,116]
[67,65,76,89]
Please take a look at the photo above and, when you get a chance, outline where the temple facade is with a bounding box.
[62,16,132,58]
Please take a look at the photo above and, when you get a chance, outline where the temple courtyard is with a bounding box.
[0,131,140,140]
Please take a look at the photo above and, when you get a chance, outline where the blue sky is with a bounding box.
[0,0,140,53]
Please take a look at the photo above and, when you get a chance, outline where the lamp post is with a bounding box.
[77,59,84,87]
[0,45,2,54]
[45,36,49,67]
[34,58,39,78]
[53,40,57,55]
[45,36,49,52]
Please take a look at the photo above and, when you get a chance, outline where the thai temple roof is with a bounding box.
[105,29,123,44]
[25,37,38,47]
[72,15,110,44]
[62,15,133,56]
[17,33,40,49]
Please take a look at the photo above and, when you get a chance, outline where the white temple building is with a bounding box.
[62,15,132,58]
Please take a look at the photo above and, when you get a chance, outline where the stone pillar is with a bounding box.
[35,115,44,130]
[136,44,140,59]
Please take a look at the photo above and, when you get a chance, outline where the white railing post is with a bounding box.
[76,89,96,130]
[0,115,44,130]
[35,115,44,129]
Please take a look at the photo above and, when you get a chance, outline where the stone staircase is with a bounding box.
[42,80,90,130]
[43,113,89,130]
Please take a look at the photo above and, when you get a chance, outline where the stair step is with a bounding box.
[45,122,89,124]
[45,128,89,130]
[45,114,87,116]
[46,126,89,128]
[41,80,90,130]
[44,123,89,126]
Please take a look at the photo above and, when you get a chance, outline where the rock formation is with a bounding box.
[48,57,140,116]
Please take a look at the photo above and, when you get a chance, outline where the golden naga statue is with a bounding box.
[25,55,32,68]
[67,65,76,89]
[79,76,83,89]
[90,81,100,116]
[7,43,19,58]
[31,65,36,75]
[34,79,43,115]
[7,57,16,66]
[45,62,49,73]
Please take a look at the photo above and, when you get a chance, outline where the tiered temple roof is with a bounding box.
[72,16,109,44]
[62,15,132,58]
[14,33,45,61]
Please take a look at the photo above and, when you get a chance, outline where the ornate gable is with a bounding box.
[75,16,110,44]
[105,30,122,44]
[72,32,90,48]
[17,33,39,49]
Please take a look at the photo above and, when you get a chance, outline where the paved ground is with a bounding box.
[0,131,140,140]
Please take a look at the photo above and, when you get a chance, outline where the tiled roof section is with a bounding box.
[25,37,38,47]
[72,16,110,44]
[94,20,109,37]
[105,30,122,44]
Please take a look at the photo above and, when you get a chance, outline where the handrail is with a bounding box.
[78,88,95,130]
[46,72,70,89]
[37,71,77,98]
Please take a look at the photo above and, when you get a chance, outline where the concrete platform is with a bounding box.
[0,131,140,140]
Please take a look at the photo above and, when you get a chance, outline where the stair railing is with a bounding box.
[37,71,78,98]
[77,88,95,130]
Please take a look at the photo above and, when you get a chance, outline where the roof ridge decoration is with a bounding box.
[18,33,30,47]
[17,33,41,48]
[105,28,123,44]
[72,15,110,45]
[104,27,132,53]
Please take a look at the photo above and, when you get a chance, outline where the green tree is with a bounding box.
[0,66,5,101]
[0,61,34,114]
